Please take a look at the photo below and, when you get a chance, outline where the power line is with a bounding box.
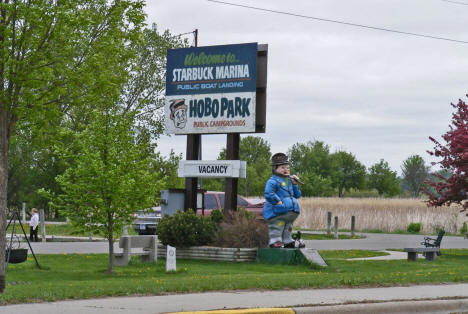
[441,0,468,6]
[207,0,468,44]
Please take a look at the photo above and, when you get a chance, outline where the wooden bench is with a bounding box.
[403,247,440,261]
[114,235,158,266]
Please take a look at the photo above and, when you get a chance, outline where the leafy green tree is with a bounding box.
[203,136,271,196]
[401,155,430,197]
[288,141,334,196]
[158,150,185,189]
[368,159,400,197]
[55,110,163,273]
[238,136,271,196]
[118,23,187,141]
[330,151,367,197]
[0,0,145,290]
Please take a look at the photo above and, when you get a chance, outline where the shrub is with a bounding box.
[460,222,467,235]
[155,210,216,247]
[210,209,224,224]
[211,210,268,248]
[407,222,421,233]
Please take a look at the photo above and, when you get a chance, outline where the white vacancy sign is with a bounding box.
[178,160,247,178]
[166,245,176,272]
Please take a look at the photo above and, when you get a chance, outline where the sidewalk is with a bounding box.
[1,283,468,314]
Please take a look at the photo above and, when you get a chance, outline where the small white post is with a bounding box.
[166,245,176,272]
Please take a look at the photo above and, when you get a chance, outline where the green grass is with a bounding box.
[3,249,468,304]
[320,250,388,259]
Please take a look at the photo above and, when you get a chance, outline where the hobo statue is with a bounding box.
[262,153,305,248]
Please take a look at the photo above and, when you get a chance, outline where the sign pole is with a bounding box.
[184,29,200,212]
[224,133,240,212]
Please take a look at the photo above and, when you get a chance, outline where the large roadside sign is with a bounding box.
[165,43,260,134]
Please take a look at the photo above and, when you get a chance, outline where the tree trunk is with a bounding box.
[107,213,114,274]
[0,109,9,292]
[108,234,114,274]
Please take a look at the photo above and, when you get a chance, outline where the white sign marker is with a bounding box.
[166,245,176,272]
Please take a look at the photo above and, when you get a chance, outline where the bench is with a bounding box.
[403,247,440,261]
[421,230,445,250]
[114,235,158,266]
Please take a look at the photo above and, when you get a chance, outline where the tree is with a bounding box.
[55,109,163,273]
[425,95,468,211]
[330,151,367,197]
[203,136,271,196]
[0,0,145,290]
[368,159,400,197]
[288,141,335,196]
[237,136,271,196]
[118,24,187,142]
[401,155,430,197]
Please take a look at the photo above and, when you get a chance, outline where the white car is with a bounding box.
[131,207,162,235]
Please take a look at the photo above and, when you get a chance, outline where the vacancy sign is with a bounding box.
[178,160,247,178]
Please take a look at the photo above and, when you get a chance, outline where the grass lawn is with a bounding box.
[3,249,468,304]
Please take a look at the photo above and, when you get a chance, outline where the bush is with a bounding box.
[407,222,421,233]
[155,210,216,247]
[460,222,467,235]
[210,209,224,224]
[211,210,268,248]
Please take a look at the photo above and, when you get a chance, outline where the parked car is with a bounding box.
[196,191,264,217]
[131,206,162,235]
[131,192,264,235]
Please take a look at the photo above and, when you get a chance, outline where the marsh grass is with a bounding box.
[2,250,468,304]
[296,197,465,234]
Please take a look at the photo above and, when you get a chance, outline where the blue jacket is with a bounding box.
[263,175,301,220]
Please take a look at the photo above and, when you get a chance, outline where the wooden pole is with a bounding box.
[334,216,338,239]
[224,133,240,212]
[327,212,332,235]
[351,215,356,237]
[184,29,200,212]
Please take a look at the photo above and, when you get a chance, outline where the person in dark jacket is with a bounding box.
[263,153,304,248]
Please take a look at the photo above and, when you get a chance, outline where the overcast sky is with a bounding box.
[145,0,468,174]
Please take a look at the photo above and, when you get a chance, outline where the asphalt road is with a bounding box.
[23,232,468,254]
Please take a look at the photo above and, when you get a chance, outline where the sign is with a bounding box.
[178,160,247,178]
[166,245,176,272]
[165,43,258,134]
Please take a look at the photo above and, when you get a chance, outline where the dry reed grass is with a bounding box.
[295,197,466,234]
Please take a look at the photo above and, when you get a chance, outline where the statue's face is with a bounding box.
[173,108,187,129]
[276,164,290,176]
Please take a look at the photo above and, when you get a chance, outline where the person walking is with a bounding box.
[262,153,304,248]
[29,208,39,242]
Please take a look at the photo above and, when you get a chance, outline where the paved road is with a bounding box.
[23,232,468,254]
[304,232,468,250]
